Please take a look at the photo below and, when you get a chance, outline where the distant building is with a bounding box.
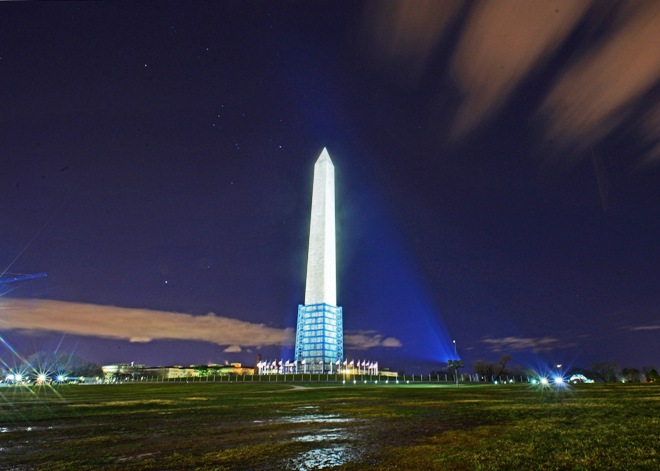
[101,363,254,382]
[101,363,146,382]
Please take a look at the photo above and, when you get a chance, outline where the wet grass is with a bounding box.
[0,382,658,469]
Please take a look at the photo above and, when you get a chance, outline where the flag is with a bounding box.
[335,360,340,365]
[343,359,347,366]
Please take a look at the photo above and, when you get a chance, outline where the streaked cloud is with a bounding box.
[639,98,660,166]
[482,336,567,353]
[0,299,401,352]
[381,337,403,348]
[0,298,294,348]
[541,1,660,155]
[627,324,660,332]
[451,0,591,137]
[362,1,660,164]
[363,0,461,79]
[344,330,403,350]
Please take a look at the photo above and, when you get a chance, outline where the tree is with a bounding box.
[622,368,644,383]
[24,352,101,377]
[495,354,512,380]
[472,360,496,381]
[642,366,659,383]
[590,362,621,383]
[508,364,529,379]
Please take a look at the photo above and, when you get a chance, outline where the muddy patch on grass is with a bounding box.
[285,445,362,470]
[116,451,162,462]
[0,425,58,433]
[275,406,371,469]
[70,399,177,408]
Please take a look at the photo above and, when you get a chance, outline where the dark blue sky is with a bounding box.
[1,2,658,373]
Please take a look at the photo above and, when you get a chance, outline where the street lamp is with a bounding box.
[448,340,463,388]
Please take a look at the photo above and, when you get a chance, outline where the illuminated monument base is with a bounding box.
[295,303,343,372]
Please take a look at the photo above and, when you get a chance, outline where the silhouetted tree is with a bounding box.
[622,368,644,382]
[472,360,496,381]
[495,355,512,380]
[590,362,621,383]
[508,364,529,379]
[642,366,658,382]
[24,352,101,377]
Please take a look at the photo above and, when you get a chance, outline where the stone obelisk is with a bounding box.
[294,148,343,371]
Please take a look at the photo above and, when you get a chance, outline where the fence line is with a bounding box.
[109,373,531,384]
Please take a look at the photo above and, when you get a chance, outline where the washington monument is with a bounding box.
[294,148,344,371]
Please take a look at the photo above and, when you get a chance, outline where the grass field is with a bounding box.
[1,381,658,470]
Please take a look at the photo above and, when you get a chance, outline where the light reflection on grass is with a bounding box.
[0,382,657,469]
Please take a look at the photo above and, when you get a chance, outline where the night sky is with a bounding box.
[2,1,658,373]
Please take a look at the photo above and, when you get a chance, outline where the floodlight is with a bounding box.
[540,378,549,385]
[38,374,47,382]
[554,377,564,385]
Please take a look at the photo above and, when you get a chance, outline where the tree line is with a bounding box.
[470,355,658,383]
[4,351,102,378]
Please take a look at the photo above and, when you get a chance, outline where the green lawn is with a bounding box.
[1,382,657,470]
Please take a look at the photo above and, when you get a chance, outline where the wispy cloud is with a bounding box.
[362,1,660,164]
[627,324,660,332]
[381,337,403,347]
[0,299,294,348]
[344,330,402,350]
[541,1,660,156]
[363,0,462,79]
[450,0,591,137]
[482,336,567,353]
[0,299,401,352]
